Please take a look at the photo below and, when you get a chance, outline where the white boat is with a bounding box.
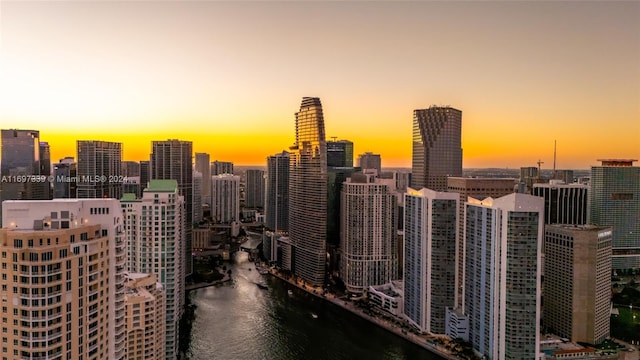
[288,290,293,296]
[311,313,318,319]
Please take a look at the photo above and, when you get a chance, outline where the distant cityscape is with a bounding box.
[0,98,639,360]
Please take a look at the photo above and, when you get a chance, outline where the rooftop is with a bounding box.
[144,179,178,192]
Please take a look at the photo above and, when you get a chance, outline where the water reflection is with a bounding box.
[188,253,442,360]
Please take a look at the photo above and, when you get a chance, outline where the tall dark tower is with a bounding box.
[151,139,193,276]
[289,97,328,287]
[0,129,44,225]
[411,106,462,191]
[266,151,290,232]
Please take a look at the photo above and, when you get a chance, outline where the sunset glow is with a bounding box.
[1,1,638,168]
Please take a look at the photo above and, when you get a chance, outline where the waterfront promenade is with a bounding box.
[267,268,462,360]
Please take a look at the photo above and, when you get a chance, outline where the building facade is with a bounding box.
[463,194,543,360]
[210,174,240,224]
[124,273,166,360]
[357,152,382,175]
[590,159,640,270]
[193,171,203,223]
[289,97,328,287]
[266,151,290,233]
[340,174,398,294]
[327,139,354,168]
[447,177,516,308]
[245,169,265,209]
[53,157,77,199]
[211,161,233,176]
[403,188,458,334]
[194,153,211,202]
[532,180,588,225]
[76,140,123,199]
[121,180,185,359]
[150,139,193,276]
[1,199,127,360]
[544,225,611,344]
[411,106,462,191]
[0,129,49,225]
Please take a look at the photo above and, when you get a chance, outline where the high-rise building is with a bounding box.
[340,173,397,294]
[411,106,462,191]
[76,140,123,199]
[194,153,211,203]
[519,166,540,194]
[122,161,140,177]
[245,169,265,209]
[1,199,127,360]
[37,141,52,199]
[289,97,328,287]
[53,157,77,199]
[0,129,46,224]
[447,177,516,307]
[139,160,150,189]
[211,161,234,176]
[150,139,193,276]
[193,171,203,223]
[357,152,382,174]
[210,174,240,224]
[266,151,290,233]
[544,225,611,344]
[463,194,543,360]
[121,180,185,359]
[124,273,166,360]
[554,169,574,184]
[327,139,354,168]
[590,159,640,270]
[403,188,458,334]
[532,180,588,225]
[392,170,411,191]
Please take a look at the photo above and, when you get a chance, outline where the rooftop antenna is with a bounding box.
[553,140,557,179]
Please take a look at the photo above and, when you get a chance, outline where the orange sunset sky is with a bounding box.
[1,1,638,169]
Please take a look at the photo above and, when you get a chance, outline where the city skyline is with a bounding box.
[1,1,638,169]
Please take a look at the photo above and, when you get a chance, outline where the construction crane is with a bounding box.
[537,159,544,180]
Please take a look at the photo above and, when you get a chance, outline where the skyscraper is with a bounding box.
[193,171,203,223]
[447,177,516,308]
[245,169,266,209]
[139,160,150,189]
[404,188,458,334]
[1,199,127,360]
[76,140,123,199]
[266,151,290,233]
[0,129,45,224]
[124,273,166,360]
[150,139,193,276]
[53,157,77,199]
[121,180,185,359]
[340,173,398,294]
[211,160,234,175]
[327,139,354,167]
[289,97,328,287]
[357,152,382,174]
[194,153,211,202]
[590,159,640,270]
[411,106,462,191]
[532,180,588,225]
[122,160,140,177]
[210,174,240,224]
[463,193,543,360]
[544,224,611,344]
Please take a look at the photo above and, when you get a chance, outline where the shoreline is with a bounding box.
[268,269,461,360]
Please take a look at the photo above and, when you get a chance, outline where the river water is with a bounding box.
[187,253,443,360]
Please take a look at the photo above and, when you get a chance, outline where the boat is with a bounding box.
[311,313,318,319]
[288,290,293,296]
[256,282,268,290]
[258,269,269,275]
